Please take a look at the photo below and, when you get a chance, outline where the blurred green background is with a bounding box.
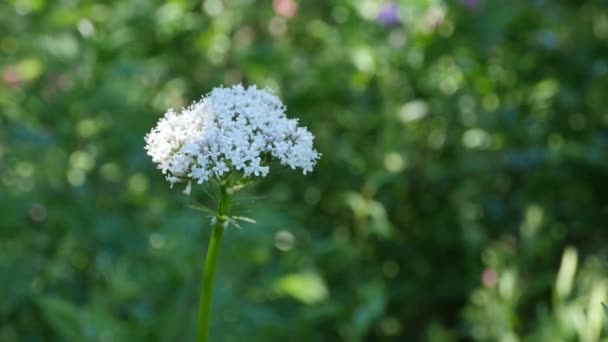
[2,0,608,341]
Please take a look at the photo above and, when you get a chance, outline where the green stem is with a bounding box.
[198,185,230,342]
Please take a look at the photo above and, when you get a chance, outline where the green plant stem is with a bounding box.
[197,221,224,342]
[198,185,230,342]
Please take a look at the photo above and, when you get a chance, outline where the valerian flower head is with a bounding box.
[144,84,320,190]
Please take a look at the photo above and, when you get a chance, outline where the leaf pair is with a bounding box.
[189,203,256,229]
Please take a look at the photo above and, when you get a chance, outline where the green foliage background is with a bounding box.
[2,0,608,341]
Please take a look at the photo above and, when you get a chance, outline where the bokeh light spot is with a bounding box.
[380,316,402,336]
[398,100,429,123]
[77,19,95,38]
[462,128,490,149]
[69,150,95,171]
[29,203,47,223]
[149,233,166,250]
[382,260,400,278]
[67,169,85,187]
[203,0,223,17]
[274,230,295,251]
[100,163,121,182]
[384,152,406,173]
[128,173,149,194]
[268,17,288,38]
[304,187,321,206]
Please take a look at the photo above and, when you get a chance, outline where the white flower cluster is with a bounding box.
[145,84,320,187]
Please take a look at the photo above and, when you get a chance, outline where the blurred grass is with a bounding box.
[1,0,608,341]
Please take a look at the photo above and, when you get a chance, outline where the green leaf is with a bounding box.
[189,203,217,216]
[232,216,256,224]
[274,271,329,304]
[352,283,387,339]
[233,194,266,203]
[603,302,608,318]
[202,182,221,203]
[225,217,241,229]
[38,296,83,341]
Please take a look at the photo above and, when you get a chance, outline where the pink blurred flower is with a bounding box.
[273,0,298,19]
[3,65,22,89]
[482,268,498,287]
[424,7,446,29]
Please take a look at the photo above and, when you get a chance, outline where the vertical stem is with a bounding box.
[197,221,225,342]
[198,185,230,342]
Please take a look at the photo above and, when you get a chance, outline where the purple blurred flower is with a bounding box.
[377,2,401,27]
[461,0,481,10]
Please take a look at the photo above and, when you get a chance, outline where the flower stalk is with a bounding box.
[197,184,231,342]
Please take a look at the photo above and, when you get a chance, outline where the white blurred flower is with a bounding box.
[145,84,320,188]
